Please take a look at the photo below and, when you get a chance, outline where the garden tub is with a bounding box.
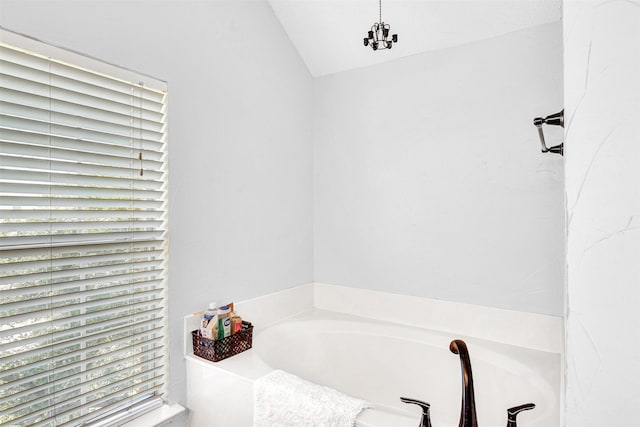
[185,309,560,427]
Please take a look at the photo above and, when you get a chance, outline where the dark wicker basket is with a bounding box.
[192,321,253,362]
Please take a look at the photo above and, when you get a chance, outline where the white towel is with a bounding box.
[253,370,370,427]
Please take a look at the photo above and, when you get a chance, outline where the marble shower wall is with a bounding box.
[564,0,640,424]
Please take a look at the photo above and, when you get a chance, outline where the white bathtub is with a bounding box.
[185,309,560,427]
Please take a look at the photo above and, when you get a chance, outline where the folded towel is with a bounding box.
[253,370,370,427]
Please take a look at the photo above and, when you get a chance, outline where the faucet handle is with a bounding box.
[400,397,432,427]
[506,403,535,427]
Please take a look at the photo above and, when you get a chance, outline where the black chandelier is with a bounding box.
[363,0,398,51]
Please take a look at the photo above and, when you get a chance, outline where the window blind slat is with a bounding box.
[5,365,165,427]
[2,269,165,295]
[0,72,165,126]
[0,87,164,134]
[0,168,164,192]
[0,348,164,409]
[0,323,164,375]
[0,210,165,224]
[0,267,164,298]
[2,278,165,319]
[0,264,165,290]
[1,113,165,158]
[1,59,165,112]
[1,338,165,407]
[0,138,164,170]
[0,32,167,427]
[1,249,164,279]
[0,240,165,265]
[2,293,164,340]
[1,309,165,361]
[0,239,164,264]
[1,208,164,224]
[0,230,165,250]
[0,99,165,145]
[0,115,164,155]
[0,182,163,201]
[0,46,165,102]
[0,154,165,181]
[0,195,164,210]
[0,341,162,394]
[0,223,164,239]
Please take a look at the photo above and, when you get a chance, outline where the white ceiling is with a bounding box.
[267,0,562,76]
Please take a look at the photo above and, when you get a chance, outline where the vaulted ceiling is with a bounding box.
[267,0,562,76]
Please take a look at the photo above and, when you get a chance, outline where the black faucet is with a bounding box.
[449,339,478,427]
[399,397,432,427]
[506,403,536,427]
[401,339,536,427]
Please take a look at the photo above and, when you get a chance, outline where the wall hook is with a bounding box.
[533,110,564,155]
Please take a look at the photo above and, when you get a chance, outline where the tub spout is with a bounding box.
[449,340,478,427]
[400,397,432,427]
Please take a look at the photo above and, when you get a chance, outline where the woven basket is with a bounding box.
[192,321,253,362]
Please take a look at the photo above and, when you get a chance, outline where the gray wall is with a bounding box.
[564,0,640,423]
[313,22,565,316]
[0,0,314,406]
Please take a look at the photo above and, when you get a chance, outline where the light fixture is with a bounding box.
[363,0,398,51]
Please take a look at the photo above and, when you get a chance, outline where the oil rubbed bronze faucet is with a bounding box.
[449,339,478,427]
[401,339,536,427]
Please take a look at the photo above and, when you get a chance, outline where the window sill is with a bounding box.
[121,404,185,427]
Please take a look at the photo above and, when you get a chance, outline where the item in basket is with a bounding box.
[231,314,242,334]
[201,317,218,339]
[200,302,219,339]
[217,305,232,339]
[203,302,218,326]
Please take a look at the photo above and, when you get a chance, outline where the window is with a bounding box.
[0,30,168,426]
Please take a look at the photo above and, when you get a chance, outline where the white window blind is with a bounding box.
[0,31,168,427]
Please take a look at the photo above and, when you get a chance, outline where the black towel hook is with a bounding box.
[533,110,564,155]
